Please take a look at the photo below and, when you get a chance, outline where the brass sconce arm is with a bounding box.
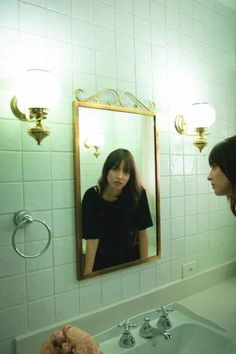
[174,103,215,152]
[10,96,50,145]
[10,69,61,145]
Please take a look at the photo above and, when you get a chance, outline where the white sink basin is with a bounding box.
[126,323,236,354]
[96,303,236,354]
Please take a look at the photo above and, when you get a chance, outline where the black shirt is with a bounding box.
[82,186,153,271]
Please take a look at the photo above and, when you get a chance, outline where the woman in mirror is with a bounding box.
[207,135,236,217]
[82,148,153,274]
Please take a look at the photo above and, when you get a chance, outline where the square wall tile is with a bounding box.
[0,0,18,28]
[0,183,23,214]
[0,306,27,341]
[0,120,21,151]
[0,152,22,182]
[54,263,78,293]
[0,275,26,311]
[95,26,115,54]
[140,263,156,292]
[79,279,102,313]
[185,236,198,256]
[150,2,165,25]
[171,238,185,259]
[72,19,94,48]
[25,210,52,242]
[170,176,184,197]
[121,268,140,298]
[185,195,197,216]
[117,56,135,82]
[47,10,71,42]
[53,208,75,237]
[134,17,151,42]
[19,2,47,36]
[53,237,76,265]
[171,258,183,281]
[26,242,53,272]
[184,175,197,195]
[94,1,115,29]
[28,298,55,331]
[116,9,134,36]
[170,155,183,175]
[52,180,74,209]
[51,124,73,152]
[96,51,116,78]
[72,0,94,22]
[47,0,71,15]
[24,181,52,211]
[185,215,198,236]
[0,214,23,246]
[156,262,171,287]
[171,217,185,239]
[23,152,51,181]
[55,289,79,320]
[101,273,122,305]
[73,46,95,73]
[51,152,73,180]
[171,197,184,218]
[26,269,54,301]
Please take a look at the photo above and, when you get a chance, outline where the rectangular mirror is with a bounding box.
[73,89,160,280]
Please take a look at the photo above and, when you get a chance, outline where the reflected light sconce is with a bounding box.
[174,103,216,152]
[84,133,103,158]
[10,69,61,145]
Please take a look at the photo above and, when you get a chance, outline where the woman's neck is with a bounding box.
[102,185,122,201]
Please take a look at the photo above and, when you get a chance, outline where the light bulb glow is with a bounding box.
[14,69,61,110]
[186,103,216,129]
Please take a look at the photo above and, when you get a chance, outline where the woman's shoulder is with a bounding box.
[83,186,100,200]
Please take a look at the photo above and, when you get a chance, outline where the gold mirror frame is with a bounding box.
[73,89,161,280]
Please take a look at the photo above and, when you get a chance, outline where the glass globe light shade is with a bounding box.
[186,103,216,130]
[14,69,61,111]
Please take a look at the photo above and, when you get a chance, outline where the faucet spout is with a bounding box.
[163,331,172,340]
[156,305,173,333]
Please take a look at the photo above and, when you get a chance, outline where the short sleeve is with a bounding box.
[82,187,101,239]
[136,188,153,230]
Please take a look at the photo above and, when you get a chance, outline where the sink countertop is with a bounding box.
[179,276,236,339]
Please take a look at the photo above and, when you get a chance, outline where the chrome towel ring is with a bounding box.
[12,210,52,258]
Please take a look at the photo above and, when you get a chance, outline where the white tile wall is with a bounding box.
[0,1,236,353]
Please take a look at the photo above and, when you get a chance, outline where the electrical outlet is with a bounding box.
[182,261,198,279]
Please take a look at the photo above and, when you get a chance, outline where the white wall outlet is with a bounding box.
[182,261,198,279]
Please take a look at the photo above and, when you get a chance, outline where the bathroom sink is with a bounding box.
[97,303,236,354]
[125,323,236,354]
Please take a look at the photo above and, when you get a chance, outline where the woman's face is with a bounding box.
[207,165,232,196]
[107,160,131,192]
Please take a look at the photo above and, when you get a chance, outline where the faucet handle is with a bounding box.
[118,319,137,332]
[156,305,173,316]
[156,305,173,332]
[118,320,137,348]
[139,317,156,338]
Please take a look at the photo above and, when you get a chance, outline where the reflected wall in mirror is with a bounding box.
[73,89,160,280]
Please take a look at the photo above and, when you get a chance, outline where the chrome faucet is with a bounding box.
[118,320,137,348]
[156,305,173,339]
[139,317,156,338]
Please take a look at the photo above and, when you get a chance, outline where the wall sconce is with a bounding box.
[84,133,103,158]
[174,103,216,152]
[10,69,61,145]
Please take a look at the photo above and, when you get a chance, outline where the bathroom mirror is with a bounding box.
[73,89,160,280]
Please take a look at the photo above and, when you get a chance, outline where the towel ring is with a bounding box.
[12,210,52,258]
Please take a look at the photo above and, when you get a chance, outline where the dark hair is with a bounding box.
[208,135,236,216]
[98,148,142,208]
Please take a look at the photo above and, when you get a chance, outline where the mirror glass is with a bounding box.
[73,90,160,280]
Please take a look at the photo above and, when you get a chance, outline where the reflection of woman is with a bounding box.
[207,135,236,216]
[82,148,153,274]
